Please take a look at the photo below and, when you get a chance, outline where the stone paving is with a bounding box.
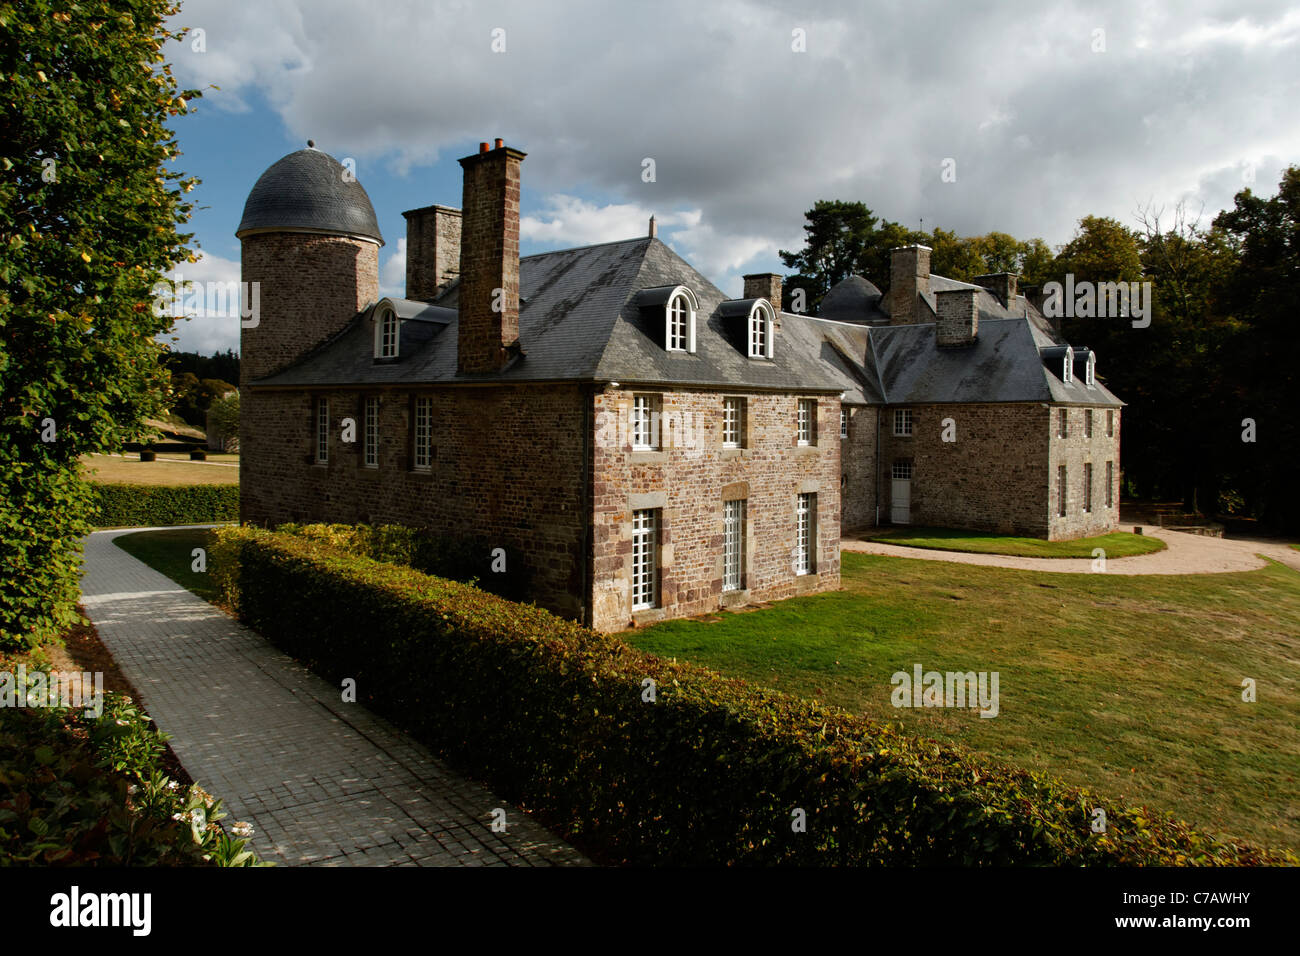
[79,528,590,867]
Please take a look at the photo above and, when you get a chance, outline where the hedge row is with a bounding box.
[209,525,1291,866]
[274,522,532,601]
[90,483,238,527]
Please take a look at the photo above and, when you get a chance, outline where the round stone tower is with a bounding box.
[236,145,383,523]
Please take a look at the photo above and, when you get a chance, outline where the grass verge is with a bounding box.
[866,526,1167,558]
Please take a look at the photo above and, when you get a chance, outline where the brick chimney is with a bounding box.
[972,272,1017,309]
[457,139,526,373]
[742,273,782,312]
[889,245,931,325]
[936,288,979,347]
[402,204,461,301]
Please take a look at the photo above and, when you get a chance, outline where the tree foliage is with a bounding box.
[0,0,200,646]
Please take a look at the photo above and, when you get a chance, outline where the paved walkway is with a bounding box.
[79,528,589,867]
[843,525,1300,575]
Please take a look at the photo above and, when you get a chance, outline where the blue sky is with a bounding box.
[160,0,1300,355]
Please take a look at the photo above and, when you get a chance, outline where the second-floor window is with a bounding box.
[894,408,912,437]
[840,407,849,439]
[1085,408,1093,438]
[1058,408,1068,438]
[722,397,745,448]
[797,399,816,446]
[413,397,433,470]
[632,394,660,450]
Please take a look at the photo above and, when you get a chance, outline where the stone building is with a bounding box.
[237,140,1122,631]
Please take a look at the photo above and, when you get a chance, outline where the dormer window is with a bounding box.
[1062,346,1074,384]
[661,287,698,353]
[375,304,399,360]
[1085,352,1096,387]
[748,300,774,359]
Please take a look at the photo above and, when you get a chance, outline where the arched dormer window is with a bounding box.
[665,287,698,353]
[1062,346,1074,384]
[748,299,775,359]
[375,304,399,360]
[1086,351,1096,387]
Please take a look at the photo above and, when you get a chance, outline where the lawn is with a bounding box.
[866,526,1166,558]
[82,453,239,486]
[113,528,221,603]
[631,551,1300,853]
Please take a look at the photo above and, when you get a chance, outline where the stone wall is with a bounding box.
[878,402,1051,536]
[1047,405,1122,540]
[589,387,841,632]
[840,404,878,531]
[240,383,590,619]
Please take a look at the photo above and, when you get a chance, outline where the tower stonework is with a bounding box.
[236,147,384,524]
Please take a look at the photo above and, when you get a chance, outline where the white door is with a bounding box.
[891,461,912,524]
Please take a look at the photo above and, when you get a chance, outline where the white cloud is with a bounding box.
[156,251,243,355]
[380,237,407,297]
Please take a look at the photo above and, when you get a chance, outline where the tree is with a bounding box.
[779,201,923,309]
[0,0,200,646]
[205,390,239,452]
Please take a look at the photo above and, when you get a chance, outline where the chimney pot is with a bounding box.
[494,138,504,149]
[479,141,489,153]
[648,215,657,238]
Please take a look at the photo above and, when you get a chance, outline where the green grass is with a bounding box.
[632,552,1300,853]
[82,453,239,486]
[867,526,1166,558]
[113,528,220,603]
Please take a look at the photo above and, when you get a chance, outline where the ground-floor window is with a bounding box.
[315,397,329,464]
[723,499,745,591]
[632,509,658,610]
[413,397,433,470]
[364,396,379,468]
[795,493,816,575]
[891,460,912,480]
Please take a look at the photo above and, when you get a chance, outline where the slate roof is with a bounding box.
[817,274,887,325]
[237,149,383,244]
[253,236,1121,407]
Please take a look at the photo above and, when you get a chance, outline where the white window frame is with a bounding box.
[1107,409,1115,438]
[413,396,433,471]
[893,408,913,437]
[315,397,329,464]
[723,499,745,592]
[840,407,849,439]
[747,300,774,359]
[632,394,660,451]
[1084,462,1093,513]
[1063,346,1074,384]
[1058,408,1068,438]
[375,304,399,360]
[663,287,698,353]
[631,509,658,610]
[722,396,744,448]
[1085,352,1096,387]
[795,493,816,575]
[364,396,379,468]
[891,459,913,480]
[1057,464,1067,517]
[797,399,816,446]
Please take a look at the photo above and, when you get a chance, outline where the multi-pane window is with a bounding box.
[1107,409,1115,437]
[631,509,658,610]
[722,397,745,448]
[632,394,659,450]
[797,399,816,446]
[1085,408,1093,438]
[894,408,912,437]
[1063,348,1073,383]
[1106,461,1114,508]
[840,408,849,439]
[891,459,913,480]
[1058,408,1068,438]
[315,398,329,464]
[723,499,745,592]
[364,396,379,468]
[1057,464,1067,517]
[1086,353,1096,386]
[413,397,433,470]
[795,493,816,575]
[667,294,690,351]
[748,311,770,358]
[378,307,398,359]
[1084,462,1094,513]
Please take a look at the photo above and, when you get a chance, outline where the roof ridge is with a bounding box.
[521,235,650,261]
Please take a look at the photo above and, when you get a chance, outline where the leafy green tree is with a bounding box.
[205,390,239,452]
[0,0,200,646]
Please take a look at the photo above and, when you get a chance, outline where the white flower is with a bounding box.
[167,780,180,790]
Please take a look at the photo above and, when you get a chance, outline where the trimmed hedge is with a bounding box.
[90,483,238,527]
[210,525,1292,866]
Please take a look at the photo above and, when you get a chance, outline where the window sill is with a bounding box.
[719,447,750,460]
[793,445,821,456]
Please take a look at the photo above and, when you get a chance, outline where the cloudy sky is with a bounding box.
[161,0,1300,354]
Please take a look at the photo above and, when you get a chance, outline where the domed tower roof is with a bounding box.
[819,274,884,321]
[236,145,383,244]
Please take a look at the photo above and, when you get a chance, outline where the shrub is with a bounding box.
[209,525,1292,866]
[90,483,238,527]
